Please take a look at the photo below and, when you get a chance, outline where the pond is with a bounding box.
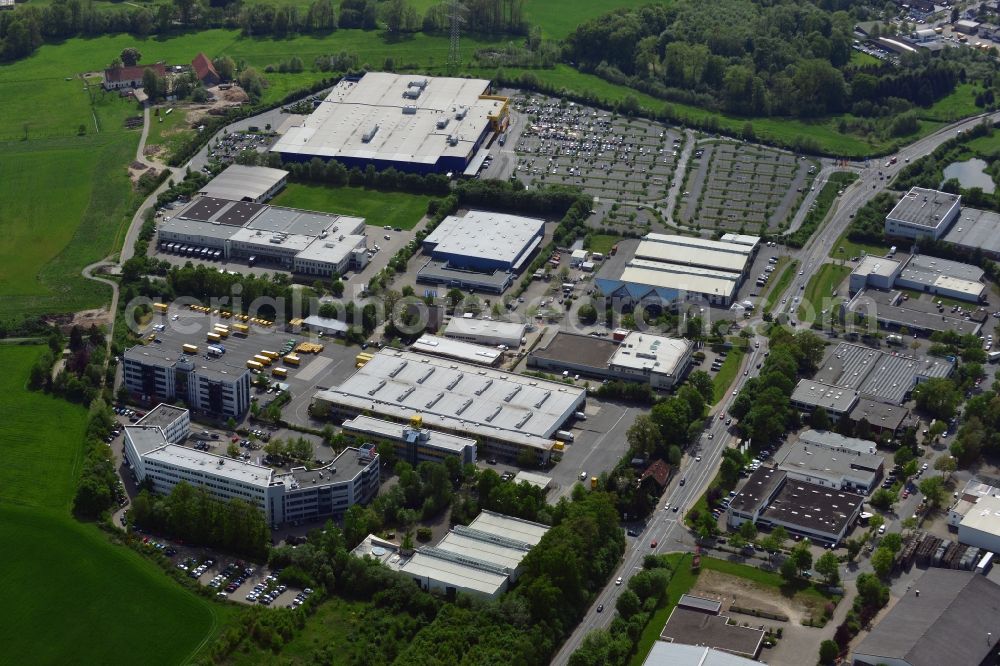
[942,158,995,193]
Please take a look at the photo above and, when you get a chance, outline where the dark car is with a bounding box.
[627,529,638,537]
[597,604,604,613]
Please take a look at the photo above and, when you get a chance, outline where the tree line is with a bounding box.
[129,481,271,560]
[563,0,962,120]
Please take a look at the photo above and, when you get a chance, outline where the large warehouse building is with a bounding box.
[197,165,289,203]
[443,318,526,348]
[790,342,954,419]
[884,187,961,240]
[271,73,509,174]
[157,197,368,277]
[313,348,586,464]
[123,344,251,419]
[528,331,693,390]
[595,233,759,306]
[123,405,381,526]
[341,414,478,467]
[416,211,545,293]
[353,510,549,600]
[847,252,987,303]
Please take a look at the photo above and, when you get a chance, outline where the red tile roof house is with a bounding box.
[192,53,220,87]
[103,63,166,91]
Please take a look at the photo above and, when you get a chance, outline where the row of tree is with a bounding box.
[130,481,271,560]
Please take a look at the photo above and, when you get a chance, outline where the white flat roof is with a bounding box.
[619,265,739,298]
[412,334,503,365]
[512,470,552,490]
[853,255,901,278]
[398,550,508,596]
[315,349,584,449]
[294,234,365,265]
[435,531,529,570]
[719,232,761,248]
[635,240,748,273]
[423,211,544,265]
[340,414,476,454]
[644,232,757,256]
[143,444,275,487]
[199,165,288,201]
[627,258,742,282]
[643,642,761,666]
[302,315,349,333]
[271,73,497,164]
[469,509,549,546]
[888,187,960,228]
[610,332,692,375]
[444,318,526,341]
[960,494,1000,536]
[125,425,170,456]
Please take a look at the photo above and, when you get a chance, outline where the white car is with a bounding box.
[695,456,702,462]
[615,577,623,586]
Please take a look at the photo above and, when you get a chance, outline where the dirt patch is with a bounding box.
[691,569,819,625]
[128,163,160,188]
[183,85,249,125]
[44,308,113,334]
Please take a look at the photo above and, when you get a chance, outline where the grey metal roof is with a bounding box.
[790,379,859,413]
[198,165,288,202]
[943,205,1000,255]
[423,211,545,266]
[887,187,960,229]
[642,643,761,666]
[813,342,953,404]
[760,479,864,537]
[136,403,187,431]
[777,440,883,487]
[845,288,982,336]
[852,569,1000,666]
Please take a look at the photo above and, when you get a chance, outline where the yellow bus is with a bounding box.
[272,367,288,378]
[247,360,264,370]
[182,344,198,354]
[283,354,301,366]
[232,323,250,336]
[213,327,229,339]
[253,354,272,366]
[153,303,168,314]
[260,350,279,360]
[207,332,221,343]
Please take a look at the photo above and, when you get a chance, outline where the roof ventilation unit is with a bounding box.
[362,124,380,143]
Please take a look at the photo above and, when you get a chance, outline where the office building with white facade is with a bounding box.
[123,406,380,526]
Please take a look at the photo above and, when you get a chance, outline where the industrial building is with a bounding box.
[443,318,526,348]
[416,211,545,293]
[157,197,368,277]
[300,315,349,338]
[948,478,1000,527]
[135,403,190,444]
[411,334,503,366]
[847,253,986,303]
[776,437,884,494]
[197,165,289,203]
[852,569,1000,666]
[123,405,381,526]
[340,414,477,466]
[792,342,954,415]
[942,206,1000,259]
[956,493,1000,554]
[312,349,586,465]
[843,288,983,337]
[512,470,552,491]
[727,467,864,545]
[595,233,759,307]
[123,344,251,419]
[422,211,545,273]
[847,398,914,437]
[659,595,765,660]
[271,73,508,174]
[884,187,961,240]
[353,511,549,600]
[642,643,763,666]
[528,331,693,390]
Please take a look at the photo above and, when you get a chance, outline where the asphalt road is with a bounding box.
[551,335,769,664]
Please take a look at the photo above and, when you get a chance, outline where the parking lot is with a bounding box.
[502,92,683,234]
[204,129,277,168]
[677,140,816,234]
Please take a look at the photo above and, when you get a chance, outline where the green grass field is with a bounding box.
[0,345,227,664]
[764,258,798,313]
[524,0,664,38]
[0,346,89,509]
[272,182,433,229]
[147,105,195,162]
[713,347,745,403]
[828,229,889,260]
[798,263,851,323]
[587,234,622,255]
[917,83,981,123]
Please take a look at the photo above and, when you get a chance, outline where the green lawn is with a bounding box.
[700,557,833,605]
[797,263,851,324]
[828,229,889,260]
[0,346,89,509]
[524,0,666,38]
[271,182,433,229]
[147,105,195,162]
[629,553,698,666]
[764,258,798,313]
[587,234,622,255]
[713,347,745,403]
[0,345,227,664]
[917,83,981,123]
